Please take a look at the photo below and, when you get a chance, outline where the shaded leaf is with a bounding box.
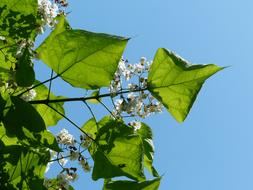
[0,143,49,190]
[15,47,35,87]
[37,22,129,89]
[148,48,223,122]
[103,178,161,190]
[1,96,60,151]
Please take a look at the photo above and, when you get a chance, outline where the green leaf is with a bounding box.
[0,0,38,40]
[88,116,145,181]
[103,178,161,190]
[148,48,223,122]
[1,96,60,151]
[14,47,35,87]
[0,144,49,190]
[137,123,159,177]
[32,81,65,127]
[81,117,97,139]
[37,23,129,89]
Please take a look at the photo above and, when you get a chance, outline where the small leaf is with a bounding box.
[103,178,161,190]
[148,48,223,122]
[137,123,159,177]
[37,23,129,89]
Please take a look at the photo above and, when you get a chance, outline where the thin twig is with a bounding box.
[82,100,99,129]
[46,104,95,141]
[97,99,116,118]
[17,74,60,97]
[47,69,54,101]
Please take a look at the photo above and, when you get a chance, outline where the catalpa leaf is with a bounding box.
[87,116,145,181]
[148,48,223,122]
[0,144,49,190]
[37,20,129,89]
[32,81,65,127]
[103,178,161,190]
[0,0,38,40]
[137,123,159,177]
[1,96,60,151]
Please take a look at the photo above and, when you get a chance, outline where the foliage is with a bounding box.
[0,1,222,190]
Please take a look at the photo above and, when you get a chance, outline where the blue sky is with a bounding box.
[38,0,253,189]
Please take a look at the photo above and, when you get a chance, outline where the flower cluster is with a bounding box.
[37,0,68,32]
[38,0,59,28]
[57,129,75,145]
[20,88,37,102]
[44,168,78,190]
[44,129,93,189]
[110,57,163,119]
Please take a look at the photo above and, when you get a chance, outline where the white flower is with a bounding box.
[65,173,78,181]
[0,36,5,40]
[128,83,138,91]
[140,57,147,65]
[127,92,136,100]
[38,0,59,28]
[129,121,141,131]
[57,129,75,145]
[21,89,37,102]
[115,99,124,113]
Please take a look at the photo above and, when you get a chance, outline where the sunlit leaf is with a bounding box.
[103,178,161,190]
[148,48,223,122]
[81,117,97,139]
[37,21,129,89]
[88,116,145,181]
[0,0,39,40]
[32,81,65,127]
[137,123,159,177]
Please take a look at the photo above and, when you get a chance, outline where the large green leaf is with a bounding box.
[0,143,49,190]
[0,0,38,40]
[103,178,161,190]
[148,48,223,122]
[36,22,129,89]
[32,81,65,127]
[85,116,145,181]
[137,123,159,177]
[1,96,60,151]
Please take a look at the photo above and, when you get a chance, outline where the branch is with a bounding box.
[29,87,148,104]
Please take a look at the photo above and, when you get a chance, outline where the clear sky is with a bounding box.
[38,0,253,189]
